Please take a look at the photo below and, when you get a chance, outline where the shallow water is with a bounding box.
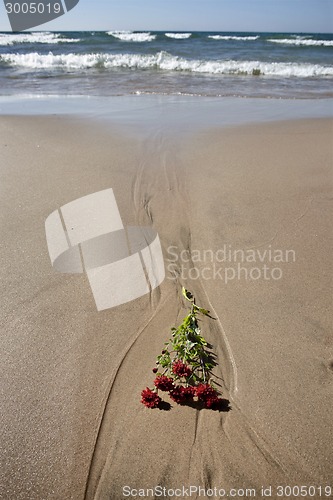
[0,94,332,136]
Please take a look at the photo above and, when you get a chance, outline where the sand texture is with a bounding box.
[0,115,332,499]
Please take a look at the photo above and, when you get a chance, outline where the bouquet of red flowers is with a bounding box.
[141,288,226,411]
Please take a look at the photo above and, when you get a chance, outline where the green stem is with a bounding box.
[201,358,207,383]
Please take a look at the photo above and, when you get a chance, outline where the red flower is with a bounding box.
[196,383,218,401]
[172,360,192,378]
[182,386,196,400]
[203,396,219,409]
[154,375,174,392]
[169,386,186,404]
[169,385,195,404]
[204,396,225,410]
[141,388,162,409]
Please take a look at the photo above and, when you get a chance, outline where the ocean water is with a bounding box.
[0,30,332,98]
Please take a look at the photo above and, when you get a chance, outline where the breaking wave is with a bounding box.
[165,33,192,39]
[0,32,80,46]
[107,31,156,42]
[268,38,333,47]
[208,35,259,41]
[1,51,333,77]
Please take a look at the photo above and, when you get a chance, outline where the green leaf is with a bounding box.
[198,307,210,316]
[182,287,193,302]
[149,289,222,402]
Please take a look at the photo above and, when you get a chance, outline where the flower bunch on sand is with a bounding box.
[141,288,225,410]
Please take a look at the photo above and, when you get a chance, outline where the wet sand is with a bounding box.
[0,115,332,499]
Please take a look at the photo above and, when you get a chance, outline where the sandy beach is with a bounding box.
[0,114,332,499]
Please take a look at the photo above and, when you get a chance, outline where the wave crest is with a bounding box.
[208,35,259,41]
[107,32,156,42]
[268,38,333,47]
[165,33,192,39]
[1,51,333,77]
[0,32,80,46]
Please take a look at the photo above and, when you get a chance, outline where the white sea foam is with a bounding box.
[107,31,156,42]
[268,38,333,47]
[2,51,333,77]
[0,52,105,69]
[208,35,259,41]
[165,33,192,39]
[106,30,132,35]
[291,35,312,39]
[0,32,80,46]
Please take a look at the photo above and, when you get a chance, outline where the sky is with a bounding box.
[0,0,332,32]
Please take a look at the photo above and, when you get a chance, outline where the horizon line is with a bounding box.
[0,29,332,34]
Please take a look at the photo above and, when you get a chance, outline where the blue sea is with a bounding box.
[0,30,332,98]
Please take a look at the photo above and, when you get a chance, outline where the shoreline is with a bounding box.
[0,114,332,499]
[0,94,332,137]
